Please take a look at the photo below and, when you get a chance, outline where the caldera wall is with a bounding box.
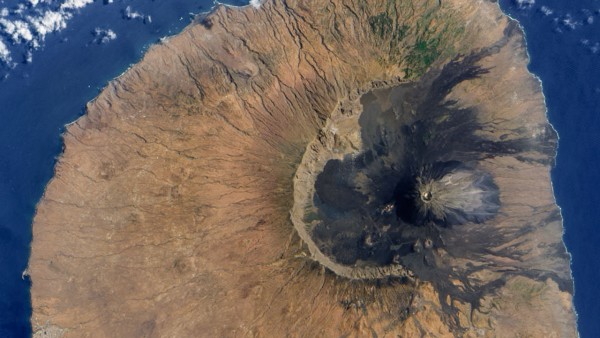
[29,1,576,337]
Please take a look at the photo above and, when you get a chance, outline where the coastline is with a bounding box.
[495,2,580,334]
[24,0,578,336]
[0,4,251,335]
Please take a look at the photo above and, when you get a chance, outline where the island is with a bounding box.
[29,0,577,337]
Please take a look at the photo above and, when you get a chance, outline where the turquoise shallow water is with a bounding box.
[0,0,597,336]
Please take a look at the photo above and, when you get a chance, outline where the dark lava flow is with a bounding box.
[312,52,505,270]
[309,41,565,309]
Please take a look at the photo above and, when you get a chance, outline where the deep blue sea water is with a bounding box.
[499,1,600,336]
[0,1,249,336]
[0,0,597,337]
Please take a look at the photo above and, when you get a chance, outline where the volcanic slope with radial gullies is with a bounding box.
[29,0,577,337]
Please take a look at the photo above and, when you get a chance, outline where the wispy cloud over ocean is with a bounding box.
[0,0,133,70]
[0,0,98,67]
[512,0,600,56]
[92,27,116,45]
[0,38,12,66]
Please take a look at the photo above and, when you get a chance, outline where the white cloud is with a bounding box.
[540,6,553,16]
[580,9,595,25]
[123,6,151,24]
[0,0,98,50]
[515,0,535,10]
[561,14,581,30]
[28,10,70,37]
[92,27,117,44]
[0,18,34,43]
[14,4,27,15]
[25,50,33,63]
[250,0,262,9]
[0,0,113,72]
[61,0,94,10]
[124,6,143,20]
[105,30,116,41]
[0,38,12,65]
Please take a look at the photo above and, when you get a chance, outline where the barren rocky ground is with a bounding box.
[29,0,576,337]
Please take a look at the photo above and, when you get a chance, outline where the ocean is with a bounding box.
[0,0,597,336]
[0,1,250,336]
[499,0,600,336]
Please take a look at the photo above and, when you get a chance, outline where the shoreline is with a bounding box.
[24,1,251,336]
[495,2,579,333]
[24,0,578,336]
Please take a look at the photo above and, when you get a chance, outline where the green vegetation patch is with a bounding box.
[369,13,409,44]
[366,0,465,79]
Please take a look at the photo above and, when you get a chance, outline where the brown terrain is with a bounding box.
[29,0,577,337]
